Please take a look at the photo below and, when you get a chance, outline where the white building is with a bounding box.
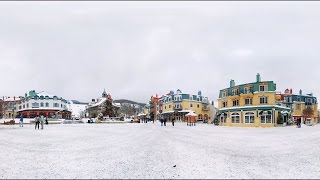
[16,90,71,119]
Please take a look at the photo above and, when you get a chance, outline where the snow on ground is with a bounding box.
[1,122,320,179]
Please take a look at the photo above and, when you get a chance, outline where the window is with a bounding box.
[222,101,228,108]
[189,96,193,100]
[198,114,203,120]
[244,87,252,94]
[23,104,25,108]
[231,112,240,123]
[259,85,267,91]
[232,89,239,96]
[169,105,171,108]
[165,106,166,109]
[190,103,193,107]
[260,114,272,124]
[40,102,44,107]
[197,104,200,108]
[32,103,39,108]
[296,104,301,110]
[285,97,292,103]
[197,98,200,101]
[297,97,301,102]
[245,98,252,105]
[61,104,63,108]
[232,99,239,107]
[54,103,59,107]
[260,97,268,104]
[245,112,255,123]
[222,91,227,97]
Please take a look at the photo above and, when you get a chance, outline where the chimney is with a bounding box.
[230,79,235,88]
[256,73,261,82]
[290,89,292,94]
[299,89,302,95]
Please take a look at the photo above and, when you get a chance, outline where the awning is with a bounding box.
[178,110,194,113]
[281,111,289,114]
[161,111,174,114]
[186,112,197,117]
[259,110,272,115]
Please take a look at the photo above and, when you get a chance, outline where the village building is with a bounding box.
[0,96,21,119]
[16,90,71,119]
[217,73,291,127]
[86,89,120,118]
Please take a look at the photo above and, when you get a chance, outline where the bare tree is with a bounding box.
[302,107,314,122]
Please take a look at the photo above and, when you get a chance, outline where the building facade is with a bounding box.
[1,96,20,119]
[16,90,71,119]
[149,94,160,121]
[217,73,291,127]
[279,88,318,124]
[86,89,120,118]
[157,89,211,123]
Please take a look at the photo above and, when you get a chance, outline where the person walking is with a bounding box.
[45,116,48,125]
[172,117,175,126]
[160,115,164,126]
[164,116,167,126]
[40,115,44,130]
[297,118,302,128]
[19,115,24,127]
[35,115,40,130]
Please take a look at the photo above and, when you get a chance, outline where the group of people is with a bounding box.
[159,115,175,126]
[18,115,48,129]
[35,115,48,130]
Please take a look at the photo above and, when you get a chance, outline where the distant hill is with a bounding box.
[114,99,146,107]
[70,100,89,105]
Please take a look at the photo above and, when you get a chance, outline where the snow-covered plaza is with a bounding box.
[1,122,320,179]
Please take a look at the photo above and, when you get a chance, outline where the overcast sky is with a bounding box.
[0,2,320,104]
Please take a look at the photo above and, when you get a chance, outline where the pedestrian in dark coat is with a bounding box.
[35,115,40,130]
[172,117,175,126]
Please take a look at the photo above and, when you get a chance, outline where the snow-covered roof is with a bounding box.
[87,98,120,109]
[3,96,20,102]
[36,91,56,98]
[88,98,106,108]
[113,103,121,107]
[186,112,197,116]
[161,111,174,114]
[178,110,194,113]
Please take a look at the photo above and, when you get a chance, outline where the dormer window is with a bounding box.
[232,89,239,96]
[222,91,227,98]
[259,85,267,91]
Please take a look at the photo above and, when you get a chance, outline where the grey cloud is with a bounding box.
[1,2,320,103]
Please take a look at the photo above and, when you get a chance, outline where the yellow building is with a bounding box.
[217,73,291,127]
[158,89,211,123]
